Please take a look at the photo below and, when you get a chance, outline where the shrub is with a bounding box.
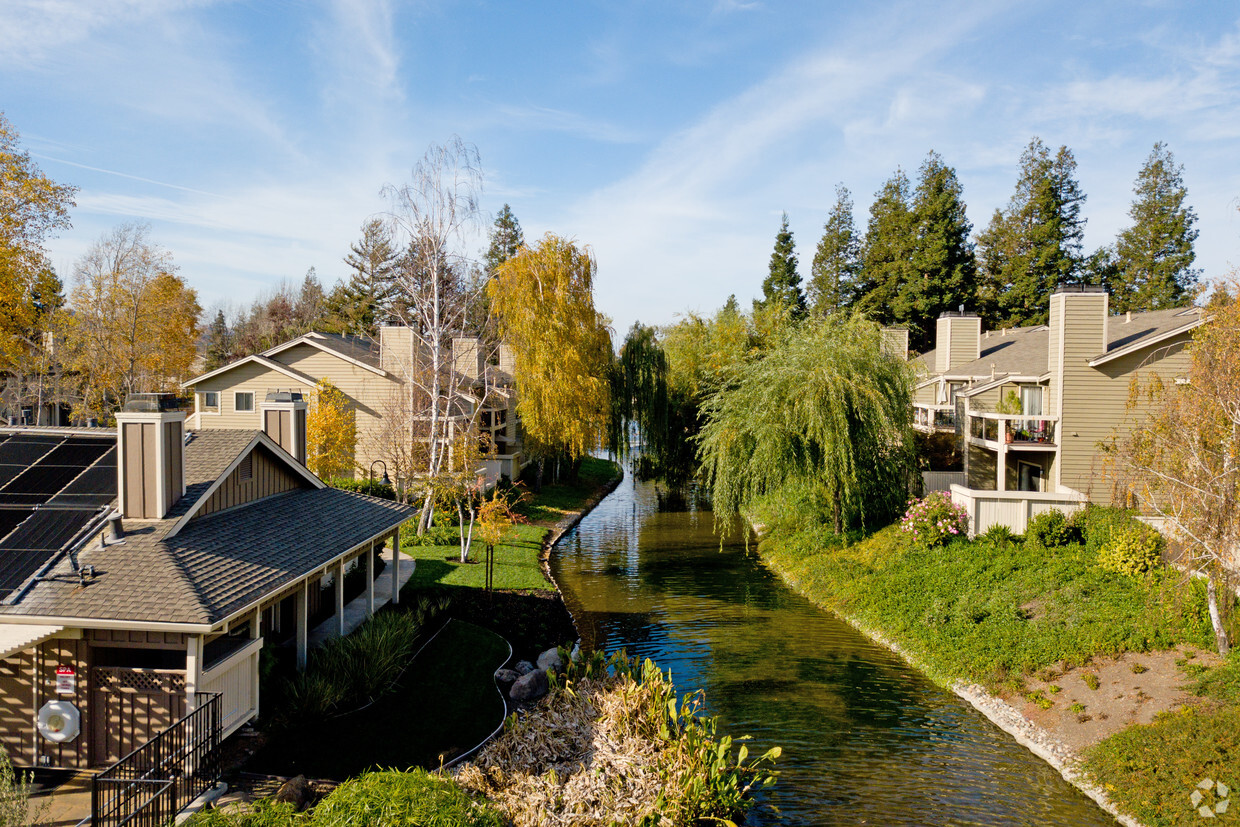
[899,492,968,548]
[1097,525,1164,576]
[1070,505,1139,555]
[187,799,306,827]
[0,747,47,827]
[980,524,1022,546]
[1026,509,1080,548]
[402,523,460,547]
[313,770,504,827]
[326,477,396,500]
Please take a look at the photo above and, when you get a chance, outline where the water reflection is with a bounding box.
[551,471,1116,826]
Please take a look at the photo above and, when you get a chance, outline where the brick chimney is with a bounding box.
[115,394,185,520]
[934,312,981,373]
[261,390,307,465]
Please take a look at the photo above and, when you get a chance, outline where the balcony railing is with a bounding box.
[967,412,1057,446]
[913,404,956,432]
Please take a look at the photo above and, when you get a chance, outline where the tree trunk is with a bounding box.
[535,457,544,493]
[417,490,433,536]
[1207,576,1231,657]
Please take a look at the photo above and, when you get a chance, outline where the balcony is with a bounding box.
[913,404,956,433]
[967,412,1058,450]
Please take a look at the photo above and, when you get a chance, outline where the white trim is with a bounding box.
[1087,317,1207,367]
[261,333,388,377]
[180,354,318,389]
[163,431,325,539]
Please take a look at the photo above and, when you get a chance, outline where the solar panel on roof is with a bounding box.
[0,549,64,600]
[0,464,25,488]
[0,508,99,552]
[40,441,113,468]
[47,493,115,508]
[0,508,33,542]
[58,465,115,498]
[3,464,83,498]
[0,437,61,466]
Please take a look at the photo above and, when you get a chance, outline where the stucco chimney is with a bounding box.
[379,324,416,376]
[115,393,186,520]
[880,327,909,360]
[261,390,307,465]
[934,312,981,374]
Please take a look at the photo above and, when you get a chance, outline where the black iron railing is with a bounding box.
[92,692,222,827]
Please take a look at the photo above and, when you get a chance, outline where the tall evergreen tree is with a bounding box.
[976,138,1086,327]
[855,169,915,325]
[898,152,977,351]
[484,204,525,277]
[327,218,400,336]
[809,185,861,315]
[1111,143,1200,312]
[760,212,805,316]
[204,309,231,371]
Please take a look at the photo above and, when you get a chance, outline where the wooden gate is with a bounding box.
[91,667,186,765]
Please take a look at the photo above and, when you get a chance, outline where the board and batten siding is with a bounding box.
[0,636,92,769]
[194,444,309,520]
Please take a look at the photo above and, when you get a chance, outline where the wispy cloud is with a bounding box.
[492,105,644,144]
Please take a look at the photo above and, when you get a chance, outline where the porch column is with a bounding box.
[295,580,309,671]
[334,559,346,637]
[390,532,401,606]
[365,541,376,617]
[186,634,203,713]
[997,422,1008,492]
[250,609,262,719]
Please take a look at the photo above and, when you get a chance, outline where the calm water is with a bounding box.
[550,470,1115,826]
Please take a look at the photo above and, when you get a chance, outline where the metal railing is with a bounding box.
[967,412,1058,445]
[92,692,222,827]
[913,404,956,431]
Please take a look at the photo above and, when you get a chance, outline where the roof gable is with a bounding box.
[181,354,317,389]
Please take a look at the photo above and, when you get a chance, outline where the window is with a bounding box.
[1018,461,1043,493]
[201,391,219,411]
[1019,386,1043,417]
[235,392,254,412]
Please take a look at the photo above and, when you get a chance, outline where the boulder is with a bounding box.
[509,668,549,702]
[513,660,537,676]
[536,648,564,674]
[273,775,314,811]
[494,668,520,691]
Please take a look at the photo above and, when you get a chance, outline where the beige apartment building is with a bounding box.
[912,286,1206,533]
[182,327,525,486]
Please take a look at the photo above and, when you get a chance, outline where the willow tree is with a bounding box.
[697,314,916,533]
[488,233,612,484]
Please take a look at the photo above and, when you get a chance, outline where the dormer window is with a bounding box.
[235,392,254,413]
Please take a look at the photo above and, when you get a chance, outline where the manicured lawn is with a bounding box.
[401,456,622,595]
[248,620,508,779]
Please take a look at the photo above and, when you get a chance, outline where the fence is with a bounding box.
[92,692,222,827]
[922,471,967,494]
[949,484,1086,536]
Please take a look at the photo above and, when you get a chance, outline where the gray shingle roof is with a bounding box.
[304,332,382,368]
[0,428,414,627]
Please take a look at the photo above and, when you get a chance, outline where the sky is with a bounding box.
[3,0,1240,337]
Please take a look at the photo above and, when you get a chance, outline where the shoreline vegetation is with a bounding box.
[751,499,1238,827]
[197,458,782,826]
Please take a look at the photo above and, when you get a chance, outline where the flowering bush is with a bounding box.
[900,492,969,548]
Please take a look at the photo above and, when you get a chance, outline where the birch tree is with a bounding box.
[1106,283,1240,655]
[381,138,493,531]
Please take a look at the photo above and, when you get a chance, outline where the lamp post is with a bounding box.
[369,460,391,487]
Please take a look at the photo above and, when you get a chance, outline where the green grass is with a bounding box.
[401,456,622,595]
[758,519,1217,690]
[247,620,509,779]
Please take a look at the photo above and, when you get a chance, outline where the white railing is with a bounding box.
[967,412,1058,446]
[949,484,1086,536]
[923,471,967,494]
[913,404,956,432]
[199,637,263,738]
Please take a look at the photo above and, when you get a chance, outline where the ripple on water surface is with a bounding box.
[550,472,1116,826]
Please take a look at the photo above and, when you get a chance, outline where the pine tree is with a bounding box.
[330,218,400,336]
[484,204,525,277]
[204,309,231,371]
[760,212,805,317]
[809,185,861,315]
[977,138,1086,327]
[898,152,977,351]
[855,169,915,326]
[1111,143,1200,312]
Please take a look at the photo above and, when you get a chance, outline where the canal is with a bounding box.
[550,470,1115,826]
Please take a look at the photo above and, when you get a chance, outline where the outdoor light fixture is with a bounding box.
[370,460,391,486]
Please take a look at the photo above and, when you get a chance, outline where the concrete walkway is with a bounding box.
[306,547,416,649]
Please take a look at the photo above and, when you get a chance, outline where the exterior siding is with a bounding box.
[967,442,996,489]
[193,361,305,430]
[195,444,308,519]
[949,318,981,369]
[0,637,92,769]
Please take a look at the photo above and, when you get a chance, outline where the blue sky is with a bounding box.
[3,1,1239,336]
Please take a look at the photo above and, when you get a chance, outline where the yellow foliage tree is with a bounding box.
[488,234,612,473]
[66,223,201,421]
[307,378,357,480]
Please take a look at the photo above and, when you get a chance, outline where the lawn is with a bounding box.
[401,456,622,595]
[248,619,509,779]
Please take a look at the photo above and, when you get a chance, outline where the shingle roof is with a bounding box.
[0,427,414,627]
[304,332,382,368]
